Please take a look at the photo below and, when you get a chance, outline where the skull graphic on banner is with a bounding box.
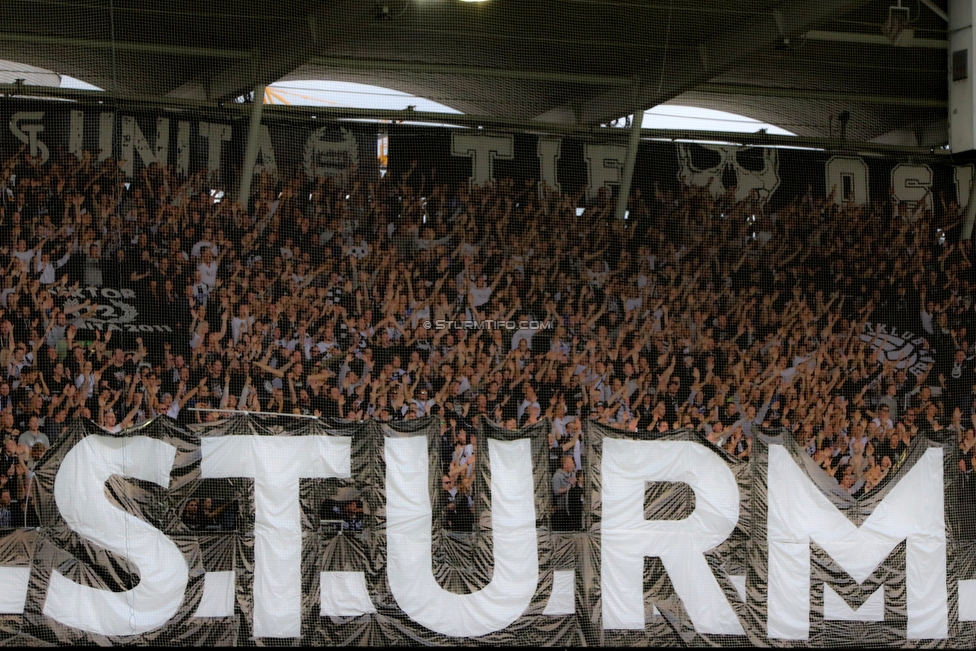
[676,143,780,203]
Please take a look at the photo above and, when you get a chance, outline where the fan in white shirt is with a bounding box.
[197,248,219,288]
[11,238,40,265]
[7,346,33,381]
[101,398,142,433]
[468,265,507,309]
[36,248,72,285]
[231,305,255,345]
[191,273,211,306]
[191,228,218,258]
[920,300,935,335]
[285,331,313,355]
[586,260,610,288]
[509,247,533,275]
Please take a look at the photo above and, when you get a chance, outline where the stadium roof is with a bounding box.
[0,0,949,146]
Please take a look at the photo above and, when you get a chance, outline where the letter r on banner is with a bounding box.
[601,439,743,634]
[201,435,352,638]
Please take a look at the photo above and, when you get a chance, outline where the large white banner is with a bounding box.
[2,416,971,646]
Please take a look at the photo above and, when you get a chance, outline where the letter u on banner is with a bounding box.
[385,436,538,637]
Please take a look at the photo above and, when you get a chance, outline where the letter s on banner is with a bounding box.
[891,164,934,213]
[43,436,187,635]
[601,439,743,635]
[767,445,947,640]
[9,112,49,164]
[386,436,538,637]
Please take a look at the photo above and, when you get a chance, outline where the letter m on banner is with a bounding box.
[764,439,947,640]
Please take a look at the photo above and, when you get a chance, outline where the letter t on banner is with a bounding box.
[201,436,352,638]
[601,439,743,634]
[450,133,514,190]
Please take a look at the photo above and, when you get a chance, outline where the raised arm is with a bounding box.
[119,394,143,429]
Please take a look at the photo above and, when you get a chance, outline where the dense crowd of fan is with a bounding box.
[0,143,974,529]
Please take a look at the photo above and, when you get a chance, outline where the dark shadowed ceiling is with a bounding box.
[0,0,950,146]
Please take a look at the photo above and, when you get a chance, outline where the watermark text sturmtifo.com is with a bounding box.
[423,319,555,331]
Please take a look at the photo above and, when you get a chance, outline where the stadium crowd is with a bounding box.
[0,143,974,528]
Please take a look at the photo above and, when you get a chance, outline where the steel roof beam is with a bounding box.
[533,0,880,126]
[307,57,634,87]
[165,9,331,101]
[920,0,948,22]
[695,83,947,108]
[804,30,948,48]
[0,83,950,161]
[0,33,250,59]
